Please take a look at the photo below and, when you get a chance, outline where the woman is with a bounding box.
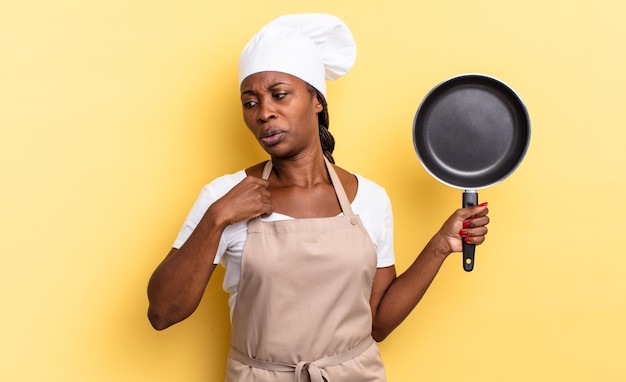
[147,13,489,381]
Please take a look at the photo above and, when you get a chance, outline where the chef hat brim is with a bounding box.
[238,13,357,97]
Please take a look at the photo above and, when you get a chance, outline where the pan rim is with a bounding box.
[412,73,531,190]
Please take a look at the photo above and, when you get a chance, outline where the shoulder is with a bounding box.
[331,164,359,202]
[244,161,269,178]
[204,161,269,190]
[198,170,247,201]
[353,174,391,208]
[208,170,246,189]
[199,161,271,200]
[332,164,391,210]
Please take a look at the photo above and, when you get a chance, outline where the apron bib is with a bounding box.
[226,158,387,382]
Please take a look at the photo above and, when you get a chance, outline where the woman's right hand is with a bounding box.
[209,176,274,227]
[147,175,273,330]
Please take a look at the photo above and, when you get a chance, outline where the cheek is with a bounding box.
[242,111,256,129]
[306,107,321,126]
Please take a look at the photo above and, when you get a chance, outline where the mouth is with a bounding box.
[260,128,286,146]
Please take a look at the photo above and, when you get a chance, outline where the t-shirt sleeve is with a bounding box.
[352,175,395,268]
[376,189,395,268]
[172,171,246,264]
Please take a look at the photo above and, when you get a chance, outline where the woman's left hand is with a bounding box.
[436,202,490,255]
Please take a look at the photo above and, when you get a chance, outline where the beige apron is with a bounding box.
[225,158,387,382]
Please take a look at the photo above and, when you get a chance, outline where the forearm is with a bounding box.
[372,235,450,341]
[147,208,226,330]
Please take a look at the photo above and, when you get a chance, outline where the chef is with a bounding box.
[147,13,490,382]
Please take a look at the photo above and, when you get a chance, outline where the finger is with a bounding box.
[458,203,488,221]
[262,195,274,212]
[242,175,270,190]
[474,206,489,218]
[463,235,486,245]
[470,202,489,216]
[459,226,488,240]
[464,215,490,228]
[461,206,489,226]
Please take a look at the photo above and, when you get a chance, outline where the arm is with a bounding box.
[369,204,490,342]
[147,175,273,330]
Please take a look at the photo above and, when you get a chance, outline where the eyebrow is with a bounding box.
[241,81,291,96]
[267,82,289,91]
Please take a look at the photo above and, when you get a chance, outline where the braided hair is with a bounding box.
[309,86,335,164]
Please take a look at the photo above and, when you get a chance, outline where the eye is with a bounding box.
[242,100,257,109]
[273,92,288,100]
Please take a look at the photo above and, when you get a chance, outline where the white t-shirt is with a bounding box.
[173,170,395,318]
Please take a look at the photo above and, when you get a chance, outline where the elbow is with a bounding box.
[148,313,169,331]
[147,288,187,330]
[148,308,175,331]
[372,333,389,343]
[149,319,169,331]
[147,293,198,330]
[371,325,391,343]
[372,334,387,343]
[148,302,194,330]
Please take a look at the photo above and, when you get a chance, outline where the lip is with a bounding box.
[260,128,286,146]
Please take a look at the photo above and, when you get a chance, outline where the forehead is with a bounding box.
[240,71,308,93]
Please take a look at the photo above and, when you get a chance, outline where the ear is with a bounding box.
[315,102,323,114]
[312,94,323,114]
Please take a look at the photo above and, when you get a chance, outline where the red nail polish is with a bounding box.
[463,221,470,228]
[460,230,468,236]
[479,202,489,207]
[464,237,471,243]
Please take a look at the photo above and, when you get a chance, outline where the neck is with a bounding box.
[270,152,330,187]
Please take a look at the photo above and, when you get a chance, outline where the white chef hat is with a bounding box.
[238,13,357,98]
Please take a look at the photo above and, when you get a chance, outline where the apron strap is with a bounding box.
[322,157,355,217]
[259,157,356,217]
[261,160,273,180]
[229,337,375,382]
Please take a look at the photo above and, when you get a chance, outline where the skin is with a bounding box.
[147,72,490,342]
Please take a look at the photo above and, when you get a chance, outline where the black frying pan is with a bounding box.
[412,73,530,272]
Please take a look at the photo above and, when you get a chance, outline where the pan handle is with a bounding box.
[462,191,478,272]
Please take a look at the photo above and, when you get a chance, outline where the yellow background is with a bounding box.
[2,0,625,381]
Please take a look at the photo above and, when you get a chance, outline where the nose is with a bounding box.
[257,102,276,123]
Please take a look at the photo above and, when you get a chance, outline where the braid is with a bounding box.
[319,124,335,164]
[310,87,335,164]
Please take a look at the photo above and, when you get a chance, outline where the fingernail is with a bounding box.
[459,229,468,236]
[463,221,470,228]
[479,202,489,207]
[464,237,472,243]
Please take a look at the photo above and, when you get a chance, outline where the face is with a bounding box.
[240,71,323,159]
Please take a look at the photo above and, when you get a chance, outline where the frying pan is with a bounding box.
[412,73,530,272]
